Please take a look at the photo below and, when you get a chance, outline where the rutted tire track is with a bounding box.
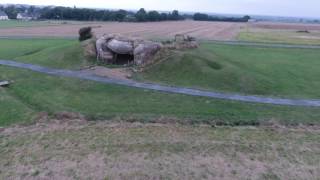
[1,60,320,107]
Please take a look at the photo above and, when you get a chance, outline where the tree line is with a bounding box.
[1,5,250,22]
[41,7,185,22]
[193,13,250,22]
[0,5,185,22]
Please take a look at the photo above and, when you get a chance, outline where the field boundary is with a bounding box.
[1,59,320,107]
[2,36,320,49]
[207,40,320,49]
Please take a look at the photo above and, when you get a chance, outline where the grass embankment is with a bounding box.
[1,122,319,179]
[0,39,320,126]
[1,66,320,127]
[237,29,320,45]
[0,39,92,69]
[137,43,320,99]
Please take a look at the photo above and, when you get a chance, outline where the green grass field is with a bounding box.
[1,123,319,179]
[237,29,320,45]
[137,43,320,99]
[1,39,320,126]
[1,66,320,127]
[0,20,91,29]
[0,20,55,29]
[1,35,319,179]
[3,39,320,99]
[0,39,92,69]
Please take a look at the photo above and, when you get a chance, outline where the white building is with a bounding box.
[16,13,34,21]
[0,11,9,20]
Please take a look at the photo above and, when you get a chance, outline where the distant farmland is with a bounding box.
[0,21,243,40]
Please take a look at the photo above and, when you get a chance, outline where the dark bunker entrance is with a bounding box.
[113,53,134,65]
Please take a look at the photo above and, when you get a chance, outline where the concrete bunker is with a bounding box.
[96,34,162,66]
[113,53,134,65]
[87,33,198,67]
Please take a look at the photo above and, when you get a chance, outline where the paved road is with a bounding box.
[1,60,320,107]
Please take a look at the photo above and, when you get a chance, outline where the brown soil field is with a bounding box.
[0,20,244,40]
[1,20,320,41]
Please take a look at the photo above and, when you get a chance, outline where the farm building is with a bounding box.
[16,13,39,20]
[0,11,9,20]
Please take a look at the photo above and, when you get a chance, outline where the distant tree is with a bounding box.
[193,13,209,21]
[4,5,19,19]
[193,13,251,22]
[28,6,35,14]
[37,6,185,22]
[170,10,180,20]
[147,11,161,21]
[113,9,127,21]
[135,8,147,22]
[243,15,251,21]
[160,13,168,21]
[102,10,111,21]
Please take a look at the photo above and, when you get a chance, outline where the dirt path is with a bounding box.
[1,59,320,107]
[80,66,132,81]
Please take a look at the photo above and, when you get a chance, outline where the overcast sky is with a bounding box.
[1,0,319,18]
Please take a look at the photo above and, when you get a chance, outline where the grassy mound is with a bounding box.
[137,43,320,99]
[0,38,93,69]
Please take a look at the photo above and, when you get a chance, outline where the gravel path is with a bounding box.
[1,59,320,107]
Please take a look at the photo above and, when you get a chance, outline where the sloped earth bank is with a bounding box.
[1,60,320,107]
[0,116,319,180]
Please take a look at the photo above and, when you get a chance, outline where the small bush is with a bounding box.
[79,27,93,41]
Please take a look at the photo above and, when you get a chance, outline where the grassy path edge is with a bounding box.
[1,59,320,107]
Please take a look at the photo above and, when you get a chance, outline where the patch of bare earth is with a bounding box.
[0,114,319,180]
[81,66,133,81]
[0,21,244,40]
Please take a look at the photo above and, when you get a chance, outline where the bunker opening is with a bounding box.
[113,53,134,65]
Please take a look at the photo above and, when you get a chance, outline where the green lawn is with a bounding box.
[0,20,91,29]
[1,66,320,127]
[1,39,320,126]
[4,39,319,99]
[137,43,320,99]
[1,123,319,179]
[0,39,92,69]
[0,20,55,29]
[237,29,320,45]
